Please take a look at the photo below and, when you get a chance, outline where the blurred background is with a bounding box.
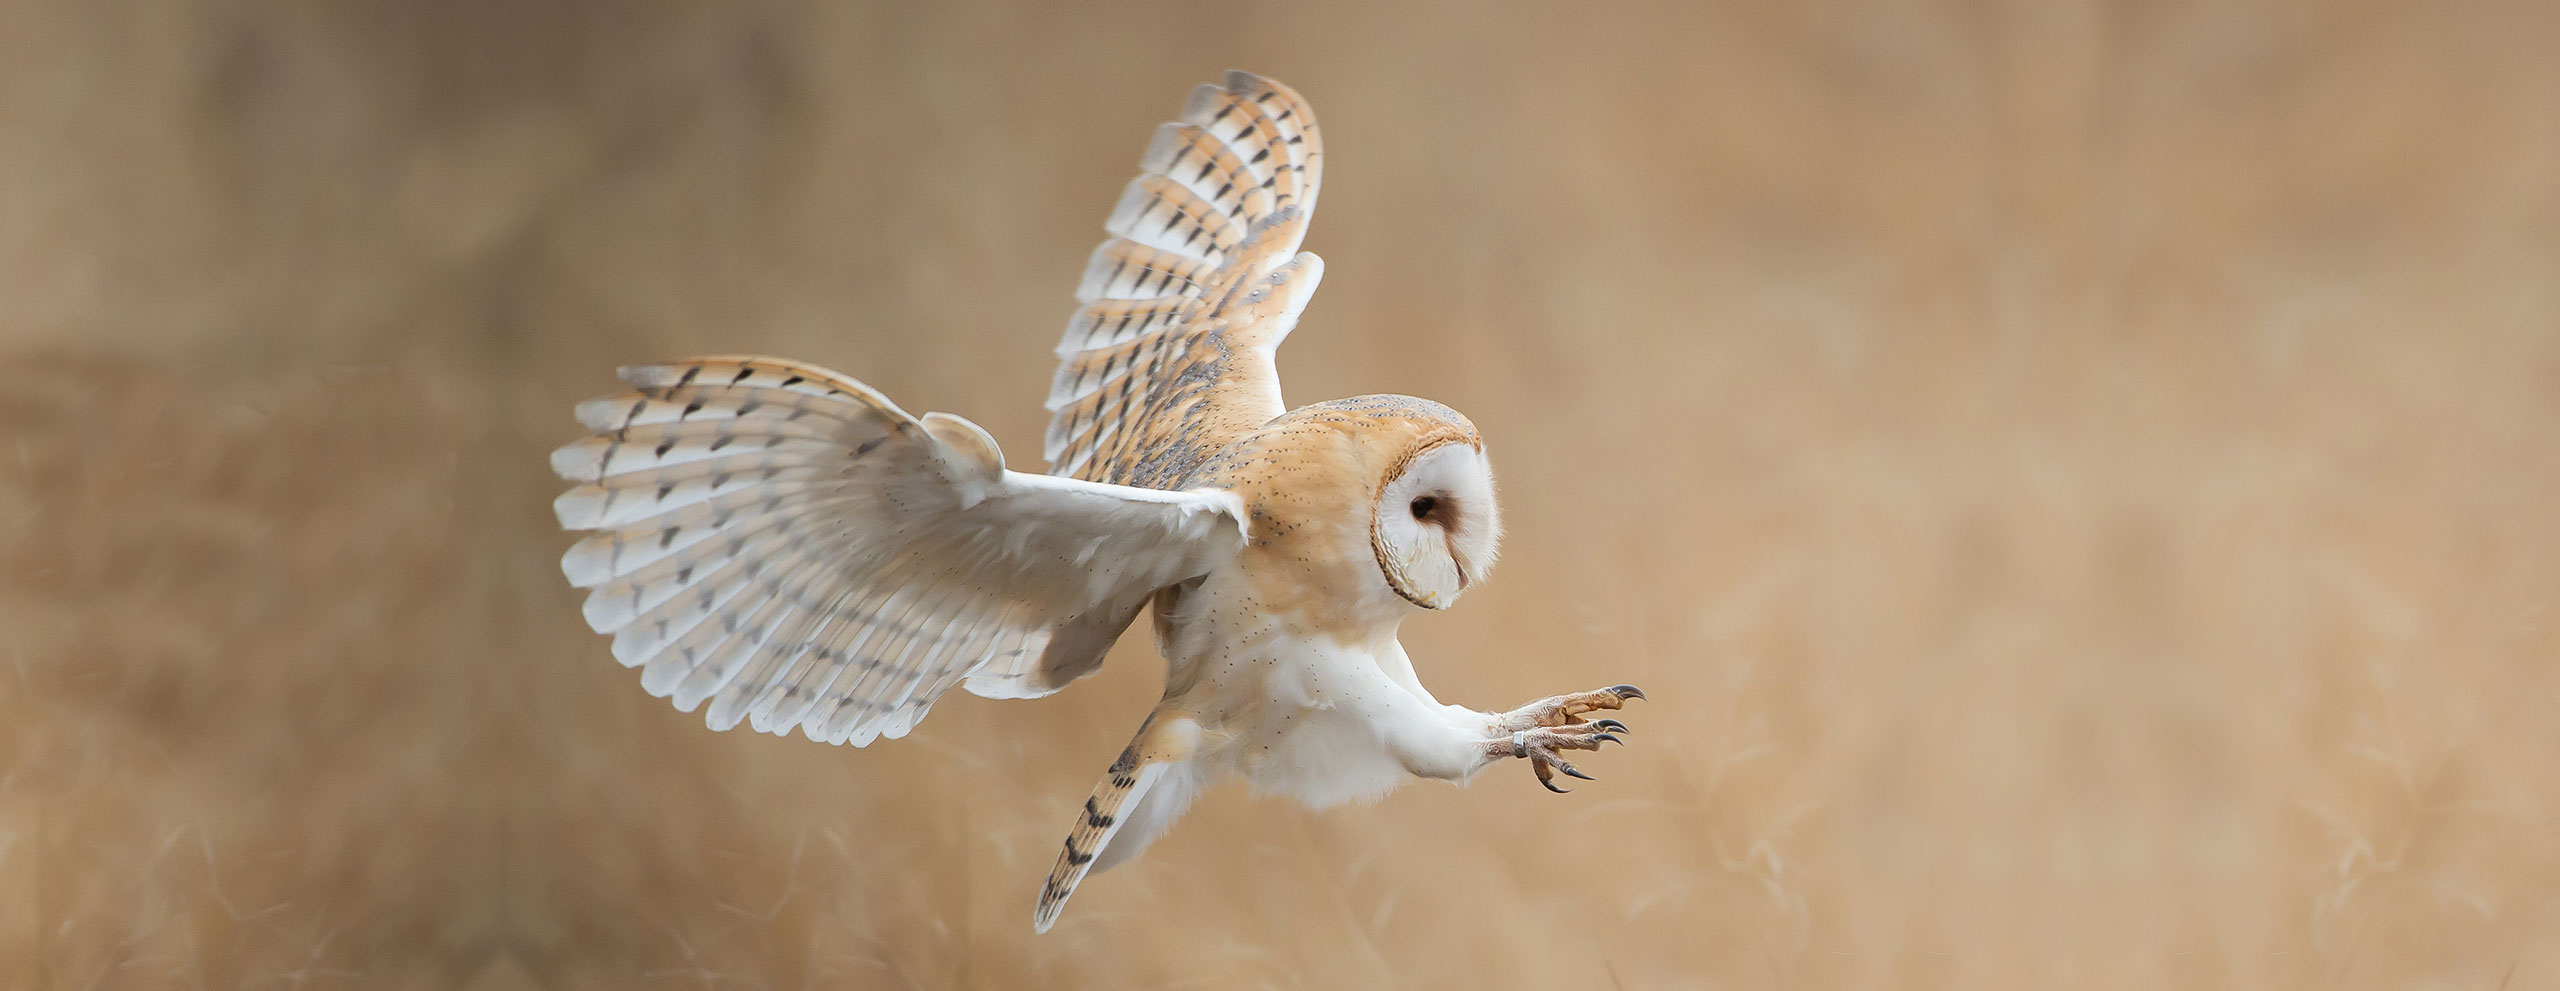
[5,1,2557,988]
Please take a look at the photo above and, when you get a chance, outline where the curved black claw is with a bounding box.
[1589,718,1630,734]
[1540,774,1572,794]
[1558,761,1595,781]
[1609,684,1647,702]
[1591,733,1624,747]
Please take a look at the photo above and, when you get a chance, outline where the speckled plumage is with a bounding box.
[547,73,1641,936]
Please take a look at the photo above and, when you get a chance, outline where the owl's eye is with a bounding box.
[1410,495,1439,521]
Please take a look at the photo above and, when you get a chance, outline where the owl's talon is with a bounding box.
[1502,684,1649,732]
[1497,720,1628,793]
[1589,718,1629,734]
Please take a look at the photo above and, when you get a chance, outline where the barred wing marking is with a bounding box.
[552,356,1246,746]
[1046,70,1325,488]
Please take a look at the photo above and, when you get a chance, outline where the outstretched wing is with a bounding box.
[551,357,1246,747]
[1045,70,1326,488]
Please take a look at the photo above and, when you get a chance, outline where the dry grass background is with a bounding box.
[3,1,2557,988]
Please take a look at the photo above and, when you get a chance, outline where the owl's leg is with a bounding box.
[1347,668,1639,789]
[1497,684,1645,732]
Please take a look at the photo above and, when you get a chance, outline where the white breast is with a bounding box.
[1154,576,1423,808]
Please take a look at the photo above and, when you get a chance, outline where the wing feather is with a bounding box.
[1045,71,1327,489]
[552,356,1247,747]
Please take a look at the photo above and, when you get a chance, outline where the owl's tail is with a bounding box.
[1033,711,1203,933]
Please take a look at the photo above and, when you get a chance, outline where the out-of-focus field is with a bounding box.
[4,2,2557,988]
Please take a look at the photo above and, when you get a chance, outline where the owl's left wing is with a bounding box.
[550,357,1245,747]
[1045,71,1324,488]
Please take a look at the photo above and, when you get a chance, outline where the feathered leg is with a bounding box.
[1033,711,1202,933]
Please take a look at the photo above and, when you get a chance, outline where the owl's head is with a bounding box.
[1228,395,1502,615]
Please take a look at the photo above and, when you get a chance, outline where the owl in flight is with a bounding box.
[550,71,1642,932]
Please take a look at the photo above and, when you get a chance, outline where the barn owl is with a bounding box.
[549,71,1642,932]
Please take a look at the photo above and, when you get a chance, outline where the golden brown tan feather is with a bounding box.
[1045,70,1326,489]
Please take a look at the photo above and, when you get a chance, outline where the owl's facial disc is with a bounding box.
[1371,440,1502,609]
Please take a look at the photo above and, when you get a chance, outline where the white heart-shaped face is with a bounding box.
[1371,441,1502,609]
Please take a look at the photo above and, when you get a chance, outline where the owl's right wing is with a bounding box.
[1045,70,1325,488]
[550,357,1246,748]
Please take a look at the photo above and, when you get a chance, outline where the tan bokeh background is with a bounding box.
[5,1,2558,988]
